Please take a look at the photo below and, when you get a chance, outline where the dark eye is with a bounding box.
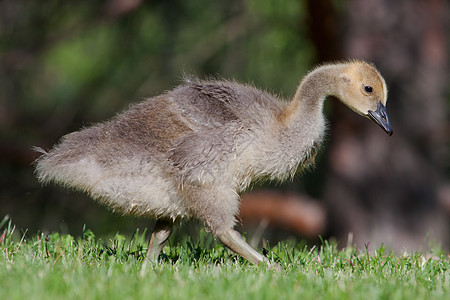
[364,86,373,93]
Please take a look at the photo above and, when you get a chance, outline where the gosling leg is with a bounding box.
[143,219,173,265]
[217,229,266,265]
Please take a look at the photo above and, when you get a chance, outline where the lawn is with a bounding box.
[1,219,449,300]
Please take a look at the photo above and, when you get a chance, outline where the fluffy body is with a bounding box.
[35,80,324,234]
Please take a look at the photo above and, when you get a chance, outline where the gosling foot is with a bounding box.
[142,219,173,266]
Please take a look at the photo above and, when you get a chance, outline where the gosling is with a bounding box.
[35,60,393,266]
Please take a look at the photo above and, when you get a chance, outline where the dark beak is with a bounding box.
[368,101,393,136]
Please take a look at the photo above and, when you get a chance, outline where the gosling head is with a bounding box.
[337,61,393,135]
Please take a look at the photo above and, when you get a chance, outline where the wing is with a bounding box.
[169,122,247,184]
[168,82,256,184]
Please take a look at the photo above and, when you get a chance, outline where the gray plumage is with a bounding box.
[35,60,392,266]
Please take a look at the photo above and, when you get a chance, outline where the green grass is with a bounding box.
[1,221,449,300]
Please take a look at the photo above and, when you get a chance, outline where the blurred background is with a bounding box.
[1,0,449,251]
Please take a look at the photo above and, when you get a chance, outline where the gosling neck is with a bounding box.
[282,64,347,125]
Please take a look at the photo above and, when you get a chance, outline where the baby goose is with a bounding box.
[35,60,392,266]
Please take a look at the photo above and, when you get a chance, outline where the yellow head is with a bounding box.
[337,61,393,135]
